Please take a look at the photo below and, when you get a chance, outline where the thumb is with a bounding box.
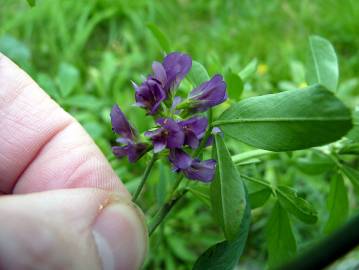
[0,188,147,270]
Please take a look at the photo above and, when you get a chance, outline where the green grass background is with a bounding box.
[1,0,359,269]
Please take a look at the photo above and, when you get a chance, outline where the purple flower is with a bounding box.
[188,74,227,112]
[145,118,185,153]
[169,148,192,170]
[169,149,216,182]
[159,52,192,94]
[112,143,148,163]
[110,104,136,142]
[110,104,148,162]
[134,52,191,115]
[134,78,166,115]
[183,159,216,182]
[178,116,208,149]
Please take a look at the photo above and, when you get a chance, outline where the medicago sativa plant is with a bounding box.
[110,35,358,269]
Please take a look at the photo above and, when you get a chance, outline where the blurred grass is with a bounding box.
[1,0,359,269]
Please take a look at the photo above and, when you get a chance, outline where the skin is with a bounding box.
[0,53,147,270]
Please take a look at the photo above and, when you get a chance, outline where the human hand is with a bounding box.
[0,53,147,270]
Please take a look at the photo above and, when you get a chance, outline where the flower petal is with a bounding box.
[161,118,185,149]
[183,159,216,182]
[169,149,192,170]
[127,143,148,163]
[188,74,227,112]
[179,116,208,138]
[112,145,128,158]
[134,78,166,115]
[178,116,208,149]
[153,141,166,153]
[162,52,192,92]
[185,130,200,149]
[152,61,167,86]
[110,104,136,140]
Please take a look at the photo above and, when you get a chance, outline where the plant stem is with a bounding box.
[167,174,184,198]
[193,126,213,158]
[276,211,359,270]
[132,154,157,203]
[148,188,188,236]
[231,149,273,164]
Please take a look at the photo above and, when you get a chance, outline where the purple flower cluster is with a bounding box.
[111,52,227,182]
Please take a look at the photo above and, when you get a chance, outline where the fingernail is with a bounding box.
[92,198,148,270]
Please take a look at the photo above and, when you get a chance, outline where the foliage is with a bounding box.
[2,1,359,269]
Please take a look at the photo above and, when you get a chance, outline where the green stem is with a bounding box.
[241,174,273,189]
[148,188,188,236]
[132,154,157,203]
[167,174,184,199]
[232,149,273,164]
[193,126,213,158]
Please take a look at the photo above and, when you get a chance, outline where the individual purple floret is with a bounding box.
[134,78,166,115]
[169,149,216,182]
[178,116,208,149]
[110,104,148,162]
[110,104,136,142]
[183,159,216,182]
[145,118,185,153]
[187,74,227,112]
[160,52,192,94]
[112,143,148,163]
[168,148,192,170]
[134,52,192,115]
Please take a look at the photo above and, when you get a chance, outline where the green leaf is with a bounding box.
[210,134,247,240]
[36,73,60,100]
[295,151,334,175]
[187,61,210,88]
[27,0,36,7]
[340,165,359,189]
[225,70,243,101]
[266,202,297,268]
[307,35,339,92]
[290,60,306,85]
[167,235,197,262]
[324,174,348,234]
[241,174,273,209]
[346,109,359,142]
[190,182,268,209]
[188,185,211,208]
[0,36,30,66]
[277,186,318,224]
[193,188,251,270]
[56,62,80,97]
[216,84,352,151]
[239,58,258,81]
[147,23,171,53]
[247,182,271,209]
